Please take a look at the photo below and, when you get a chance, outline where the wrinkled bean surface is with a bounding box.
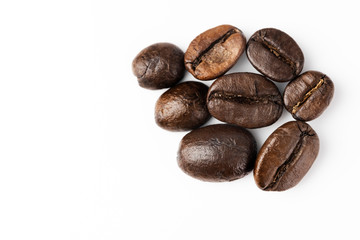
[132,42,184,89]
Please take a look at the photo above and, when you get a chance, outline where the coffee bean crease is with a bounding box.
[188,29,240,70]
[291,75,326,115]
[208,92,283,106]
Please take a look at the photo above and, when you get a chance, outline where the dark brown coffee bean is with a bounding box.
[155,81,210,131]
[254,121,319,191]
[246,28,304,82]
[184,25,246,80]
[132,43,185,89]
[283,71,334,121]
[178,124,257,182]
[207,73,283,129]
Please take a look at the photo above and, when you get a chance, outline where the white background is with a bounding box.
[0,0,359,239]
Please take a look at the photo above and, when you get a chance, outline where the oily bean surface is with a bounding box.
[207,72,283,129]
[283,71,334,121]
[246,28,304,82]
[177,124,257,182]
[254,121,319,191]
[132,42,185,89]
[184,25,246,80]
[155,81,210,131]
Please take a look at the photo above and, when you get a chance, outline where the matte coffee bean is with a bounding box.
[247,28,304,82]
[132,43,185,89]
[184,25,246,80]
[283,71,334,121]
[254,121,319,191]
[155,81,210,131]
[178,124,257,181]
[207,73,283,129]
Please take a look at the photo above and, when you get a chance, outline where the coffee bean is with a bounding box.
[184,25,246,80]
[207,72,283,129]
[246,28,304,82]
[155,81,210,131]
[254,121,319,191]
[177,124,257,182]
[132,43,185,89]
[283,71,334,121]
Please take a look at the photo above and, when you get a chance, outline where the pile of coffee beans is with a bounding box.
[132,24,334,191]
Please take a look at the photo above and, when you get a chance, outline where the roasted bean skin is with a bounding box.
[254,121,319,191]
[132,43,185,89]
[184,25,246,80]
[247,28,304,82]
[283,71,334,121]
[178,124,257,182]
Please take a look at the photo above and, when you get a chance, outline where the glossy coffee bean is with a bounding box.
[254,121,319,191]
[207,73,283,129]
[132,43,185,89]
[155,81,210,131]
[178,124,257,181]
[184,25,246,80]
[283,71,334,121]
[247,28,304,82]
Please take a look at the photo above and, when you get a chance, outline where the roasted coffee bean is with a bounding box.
[247,28,304,82]
[207,72,283,129]
[155,81,210,131]
[178,124,257,182]
[283,71,334,121]
[184,25,246,80]
[254,121,319,191]
[132,43,185,89]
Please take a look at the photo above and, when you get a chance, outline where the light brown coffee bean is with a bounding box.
[184,25,246,80]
